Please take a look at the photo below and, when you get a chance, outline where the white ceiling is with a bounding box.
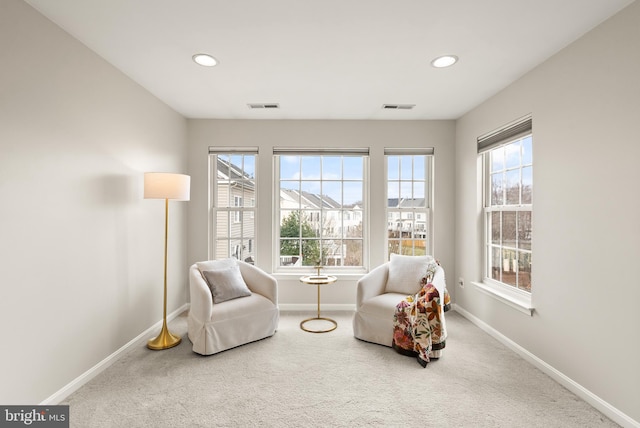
[25,0,634,120]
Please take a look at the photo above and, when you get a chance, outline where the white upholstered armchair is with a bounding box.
[187,259,279,355]
[353,254,448,347]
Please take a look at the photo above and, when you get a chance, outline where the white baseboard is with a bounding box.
[452,304,639,428]
[279,303,355,312]
[40,303,190,406]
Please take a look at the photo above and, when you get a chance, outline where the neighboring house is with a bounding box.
[387,197,427,238]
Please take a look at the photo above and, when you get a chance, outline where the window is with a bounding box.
[209,147,258,264]
[274,148,368,270]
[479,116,532,293]
[385,149,433,258]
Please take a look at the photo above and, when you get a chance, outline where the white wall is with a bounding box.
[187,120,455,306]
[0,0,189,404]
[455,1,640,424]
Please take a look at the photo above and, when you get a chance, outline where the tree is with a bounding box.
[280,211,320,265]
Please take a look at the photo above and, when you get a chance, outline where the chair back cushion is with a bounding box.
[385,254,437,295]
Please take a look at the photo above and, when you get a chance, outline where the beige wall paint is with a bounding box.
[455,1,640,423]
[187,120,456,307]
[0,0,188,404]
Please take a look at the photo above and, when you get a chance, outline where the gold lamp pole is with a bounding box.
[144,172,190,350]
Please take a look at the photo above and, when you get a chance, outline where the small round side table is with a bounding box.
[299,274,338,333]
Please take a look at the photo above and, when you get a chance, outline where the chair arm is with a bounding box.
[189,264,213,322]
[432,265,447,306]
[356,263,389,309]
[237,261,278,305]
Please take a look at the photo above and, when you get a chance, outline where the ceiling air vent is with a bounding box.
[382,104,415,110]
[248,103,280,109]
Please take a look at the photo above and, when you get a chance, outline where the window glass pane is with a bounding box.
[279,240,300,265]
[399,156,413,180]
[217,155,230,177]
[301,180,321,197]
[230,239,242,260]
[242,239,255,264]
[323,181,342,207]
[413,156,426,180]
[217,182,230,207]
[230,211,242,228]
[387,156,399,180]
[344,212,362,238]
[505,142,520,169]
[518,211,532,250]
[414,236,427,256]
[491,212,500,244]
[491,247,501,281]
[242,215,254,236]
[502,211,517,247]
[413,182,426,204]
[518,252,532,292]
[323,210,341,238]
[505,169,520,205]
[491,173,504,205]
[343,181,362,206]
[216,212,229,238]
[344,240,363,266]
[502,248,517,286]
[522,166,533,204]
[243,156,255,178]
[301,156,320,179]
[280,210,302,238]
[388,240,400,258]
[280,156,300,180]
[322,156,341,179]
[397,239,411,255]
[491,147,504,172]
[387,182,399,204]
[323,239,342,266]
[343,157,363,180]
[400,181,412,200]
[301,239,321,265]
[388,215,400,238]
[230,155,243,171]
[216,240,229,259]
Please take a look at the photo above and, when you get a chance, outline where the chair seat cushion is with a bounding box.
[358,292,410,319]
[210,292,274,320]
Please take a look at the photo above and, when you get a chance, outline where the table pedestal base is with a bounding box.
[300,316,337,333]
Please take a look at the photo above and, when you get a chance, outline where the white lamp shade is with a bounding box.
[144,172,191,200]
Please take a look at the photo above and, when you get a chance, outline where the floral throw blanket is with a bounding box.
[392,281,450,368]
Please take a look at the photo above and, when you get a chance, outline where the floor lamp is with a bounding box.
[144,172,190,350]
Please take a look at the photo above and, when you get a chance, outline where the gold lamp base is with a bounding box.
[147,322,182,350]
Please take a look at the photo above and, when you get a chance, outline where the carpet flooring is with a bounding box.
[63,310,618,427]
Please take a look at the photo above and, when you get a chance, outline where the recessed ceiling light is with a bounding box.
[431,55,458,68]
[192,53,218,67]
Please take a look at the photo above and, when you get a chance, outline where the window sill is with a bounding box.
[471,280,534,316]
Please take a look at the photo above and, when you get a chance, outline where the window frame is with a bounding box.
[209,148,258,264]
[273,148,369,274]
[384,149,434,260]
[475,116,533,315]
